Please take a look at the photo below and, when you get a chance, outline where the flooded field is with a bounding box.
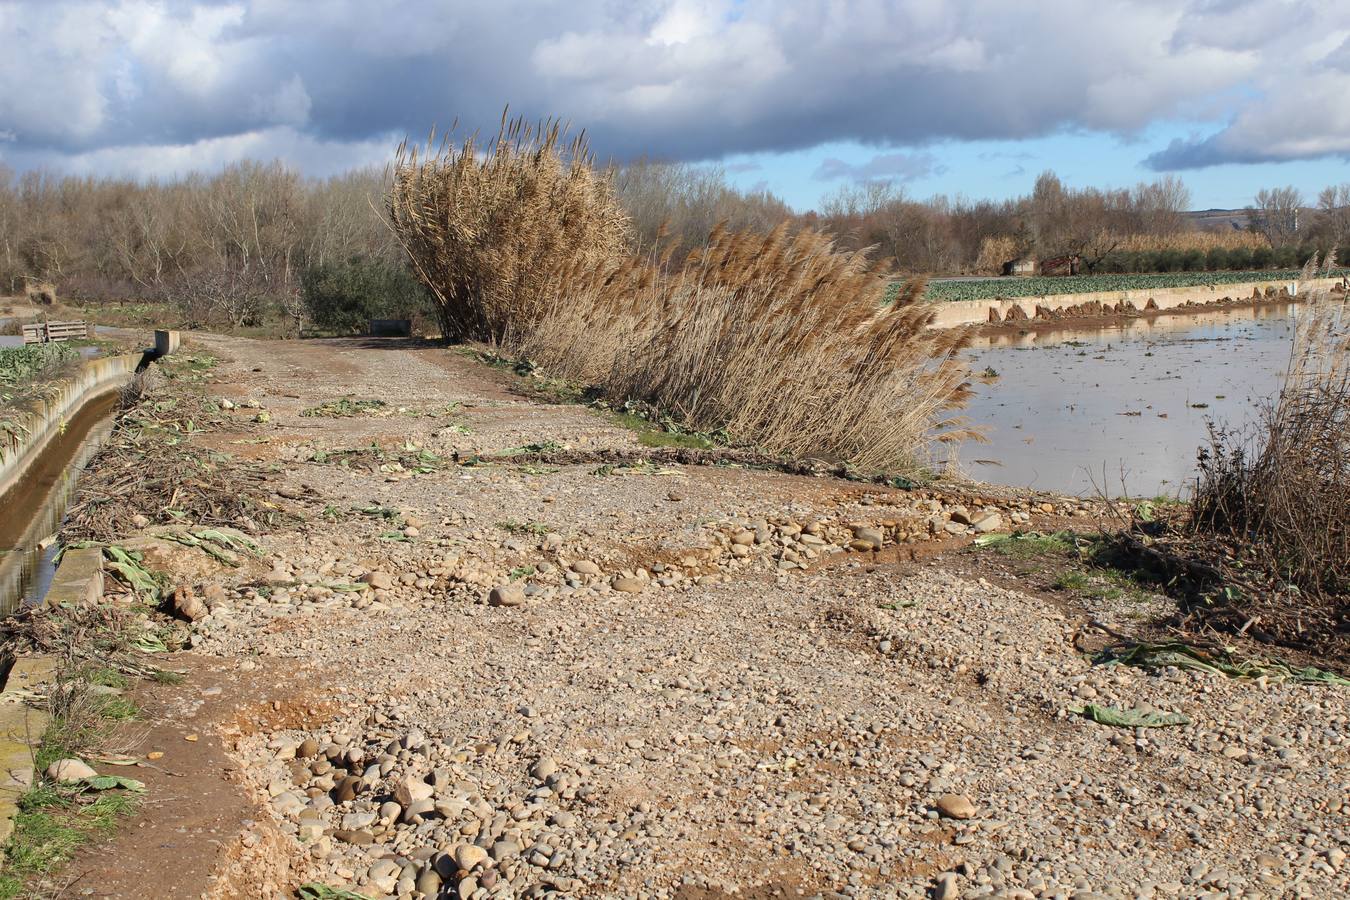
[958,304,1304,497]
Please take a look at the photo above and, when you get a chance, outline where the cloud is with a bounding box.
[1144,0,1350,169]
[1146,70,1350,170]
[813,152,942,183]
[0,0,1348,177]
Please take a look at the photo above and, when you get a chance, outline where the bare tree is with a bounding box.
[1316,184,1350,246]
[1250,186,1303,247]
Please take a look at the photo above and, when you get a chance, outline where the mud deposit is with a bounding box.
[960,304,1304,496]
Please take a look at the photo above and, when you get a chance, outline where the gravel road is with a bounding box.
[154,335,1350,899]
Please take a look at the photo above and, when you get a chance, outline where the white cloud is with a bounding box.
[0,125,394,179]
[0,0,1347,175]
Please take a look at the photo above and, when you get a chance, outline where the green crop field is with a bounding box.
[921,269,1350,303]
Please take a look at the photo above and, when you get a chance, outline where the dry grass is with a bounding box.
[1193,290,1350,591]
[389,116,973,473]
[974,236,1021,275]
[388,115,630,343]
[62,366,290,544]
[1114,230,1270,254]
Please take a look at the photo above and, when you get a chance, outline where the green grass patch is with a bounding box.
[1052,571,1092,591]
[85,668,128,691]
[0,791,136,898]
[159,352,217,382]
[300,397,387,418]
[972,530,1079,558]
[0,343,80,388]
[0,670,143,897]
[919,268,1350,303]
[496,520,551,536]
[609,410,716,450]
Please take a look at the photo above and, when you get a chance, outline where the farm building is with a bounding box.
[1002,255,1037,276]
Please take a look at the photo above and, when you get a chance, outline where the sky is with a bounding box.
[1,0,1349,212]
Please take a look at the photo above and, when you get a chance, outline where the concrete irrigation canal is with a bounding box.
[0,334,177,613]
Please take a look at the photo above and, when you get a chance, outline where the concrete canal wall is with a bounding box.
[0,352,142,502]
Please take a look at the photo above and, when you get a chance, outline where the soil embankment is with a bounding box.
[42,334,1350,898]
[930,276,1345,328]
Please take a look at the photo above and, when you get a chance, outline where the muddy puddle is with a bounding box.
[0,391,119,613]
[957,304,1306,497]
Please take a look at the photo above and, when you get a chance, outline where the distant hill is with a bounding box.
[1185,209,1251,231]
[1185,207,1321,232]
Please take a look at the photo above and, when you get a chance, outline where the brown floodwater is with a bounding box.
[0,390,119,613]
[957,304,1306,498]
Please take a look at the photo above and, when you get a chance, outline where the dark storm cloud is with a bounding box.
[1,0,1348,175]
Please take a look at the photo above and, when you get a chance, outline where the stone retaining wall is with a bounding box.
[928,276,1345,329]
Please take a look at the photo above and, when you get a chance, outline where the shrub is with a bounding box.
[1205,247,1230,271]
[1181,249,1207,271]
[388,116,630,343]
[1251,246,1272,268]
[1155,249,1182,272]
[24,280,56,306]
[1192,289,1349,628]
[1227,247,1253,270]
[301,258,431,334]
[1129,251,1155,273]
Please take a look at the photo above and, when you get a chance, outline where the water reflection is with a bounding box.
[958,304,1305,497]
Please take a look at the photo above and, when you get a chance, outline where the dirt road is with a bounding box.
[65,335,1349,899]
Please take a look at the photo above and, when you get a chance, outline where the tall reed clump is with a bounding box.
[519,225,975,471]
[1192,266,1350,606]
[387,116,630,342]
[389,118,973,473]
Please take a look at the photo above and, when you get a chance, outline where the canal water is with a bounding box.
[0,391,120,613]
[957,304,1305,498]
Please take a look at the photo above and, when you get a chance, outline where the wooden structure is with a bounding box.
[21,321,89,345]
[1038,255,1082,276]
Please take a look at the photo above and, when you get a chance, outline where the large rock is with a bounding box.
[362,571,395,591]
[453,843,488,870]
[970,511,1005,534]
[393,774,434,806]
[489,584,525,607]
[47,758,96,783]
[935,793,977,820]
[170,585,208,622]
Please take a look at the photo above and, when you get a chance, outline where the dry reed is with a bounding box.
[387,115,629,342]
[518,226,975,471]
[389,117,973,473]
[1115,230,1269,254]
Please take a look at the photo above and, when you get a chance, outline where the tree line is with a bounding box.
[2,159,1347,333]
